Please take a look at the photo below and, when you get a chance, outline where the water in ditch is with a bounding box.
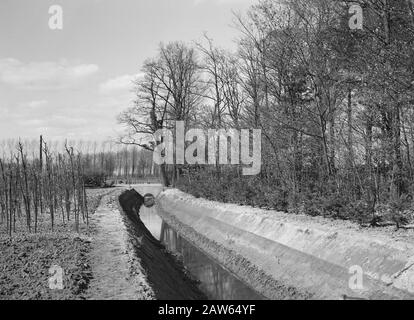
[139,206,265,300]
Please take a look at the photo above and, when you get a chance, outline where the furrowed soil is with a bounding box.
[0,189,112,300]
[1,187,206,300]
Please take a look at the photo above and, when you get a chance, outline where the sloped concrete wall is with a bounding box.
[157,189,414,300]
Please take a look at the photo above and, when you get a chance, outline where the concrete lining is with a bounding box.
[157,189,414,300]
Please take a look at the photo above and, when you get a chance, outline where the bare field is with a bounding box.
[0,188,112,300]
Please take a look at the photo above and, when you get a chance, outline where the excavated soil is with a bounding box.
[86,189,154,300]
[118,189,206,300]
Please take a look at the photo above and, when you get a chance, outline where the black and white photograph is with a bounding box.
[1,0,414,310]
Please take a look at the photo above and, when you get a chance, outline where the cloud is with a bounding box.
[0,105,8,117]
[24,100,48,109]
[17,115,88,129]
[99,73,143,94]
[0,58,99,90]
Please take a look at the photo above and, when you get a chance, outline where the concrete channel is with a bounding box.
[118,184,414,300]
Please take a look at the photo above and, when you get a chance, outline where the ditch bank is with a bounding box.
[118,189,206,300]
[156,189,414,300]
[86,189,153,300]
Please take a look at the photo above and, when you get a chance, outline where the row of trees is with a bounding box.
[0,137,88,235]
[0,137,158,235]
[119,0,414,223]
[1,139,157,184]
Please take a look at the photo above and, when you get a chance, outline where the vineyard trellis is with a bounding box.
[0,136,89,236]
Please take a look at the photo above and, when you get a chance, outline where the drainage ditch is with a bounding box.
[119,189,264,300]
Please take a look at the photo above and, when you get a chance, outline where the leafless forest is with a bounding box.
[119,0,414,227]
[2,0,414,235]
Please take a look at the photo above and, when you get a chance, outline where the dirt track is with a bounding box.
[87,189,154,300]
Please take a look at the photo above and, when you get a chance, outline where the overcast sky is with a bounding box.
[0,0,254,142]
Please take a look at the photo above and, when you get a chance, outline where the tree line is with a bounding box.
[0,137,156,236]
[0,136,88,235]
[119,0,414,224]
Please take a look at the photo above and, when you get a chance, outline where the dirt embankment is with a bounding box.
[118,189,206,300]
[86,189,154,300]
